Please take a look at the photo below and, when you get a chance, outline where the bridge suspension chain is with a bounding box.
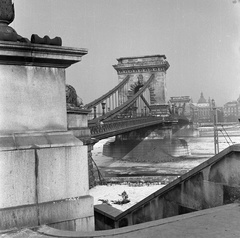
[84,75,130,120]
[88,74,155,124]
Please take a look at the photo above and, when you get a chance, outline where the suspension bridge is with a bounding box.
[83,55,189,140]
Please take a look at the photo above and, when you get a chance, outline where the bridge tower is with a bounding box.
[113,55,170,116]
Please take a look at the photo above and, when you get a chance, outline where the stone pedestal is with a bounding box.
[67,108,98,188]
[0,42,94,231]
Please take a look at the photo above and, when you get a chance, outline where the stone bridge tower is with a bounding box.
[113,55,170,115]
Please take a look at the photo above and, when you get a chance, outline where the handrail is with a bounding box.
[89,116,176,140]
[84,75,130,109]
[89,74,155,123]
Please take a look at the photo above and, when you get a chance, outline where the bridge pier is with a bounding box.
[103,125,190,162]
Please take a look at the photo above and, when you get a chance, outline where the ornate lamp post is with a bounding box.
[101,102,106,115]
[212,99,219,154]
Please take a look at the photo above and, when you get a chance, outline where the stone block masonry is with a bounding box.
[0,133,94,231]
[0,41,94,232]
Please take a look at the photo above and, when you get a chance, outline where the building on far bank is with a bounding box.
[195,92,224,124]
[223,100,240,122]
[195,92,213,123]
[167,92,240,125]
[170,92,224,125]
[168,92,240,124]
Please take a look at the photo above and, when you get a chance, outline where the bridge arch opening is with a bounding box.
[127,74,152,116]
[134,84,143,94]
[129,74,145,95]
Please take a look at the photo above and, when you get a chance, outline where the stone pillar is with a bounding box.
[113,55,170,115]
[0,42,94,232]
[67,108,98,189]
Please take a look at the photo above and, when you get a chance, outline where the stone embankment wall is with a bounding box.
[96,144,240,229]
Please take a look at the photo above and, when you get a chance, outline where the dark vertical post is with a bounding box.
[212,99,219,154]
[101,102,106,115]
[93,106,97,118]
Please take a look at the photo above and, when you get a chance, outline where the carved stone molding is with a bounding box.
[113,55,170,75]
[115,66,167,75]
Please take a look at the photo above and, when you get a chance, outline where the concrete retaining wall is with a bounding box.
[96,144,240,229]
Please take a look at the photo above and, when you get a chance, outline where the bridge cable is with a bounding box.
[89,74,155,123]
[84,75,130,109]
[219,125,234,145]
[219,129,231,146]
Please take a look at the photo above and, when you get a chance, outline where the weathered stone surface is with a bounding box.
[0,150,36,208]
[39,195,93,224]
[209,152,240,186]
[202,180,223,209]
[37,146,89,203]
[67,111,90,128]
[0,132,82,151]
[223,185,240,204]
[0,42,87,135]
[75,216,95,232]
[0,196,94,231]
[0,40,93,231]
[0,41,87,67]
[0,205,38,230]
[0,65,67,133]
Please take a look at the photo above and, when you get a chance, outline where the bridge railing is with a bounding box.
[89,115,174,139]
[87,110,152,121]
[84,75,130,120]
[88,74,155,124]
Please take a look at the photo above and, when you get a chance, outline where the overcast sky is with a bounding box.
[12,0,240,106]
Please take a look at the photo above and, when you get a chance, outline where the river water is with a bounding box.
[90,126,240,210]
[184,126,240,157]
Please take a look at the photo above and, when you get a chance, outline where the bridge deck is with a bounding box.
[88,116,177,140]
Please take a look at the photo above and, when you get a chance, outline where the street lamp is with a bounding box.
[212,99,219,154]
[101,102,106,116]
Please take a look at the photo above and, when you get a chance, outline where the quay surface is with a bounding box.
[3,203,240,237]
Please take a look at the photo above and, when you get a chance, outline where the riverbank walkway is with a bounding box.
[2,203,240,237]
